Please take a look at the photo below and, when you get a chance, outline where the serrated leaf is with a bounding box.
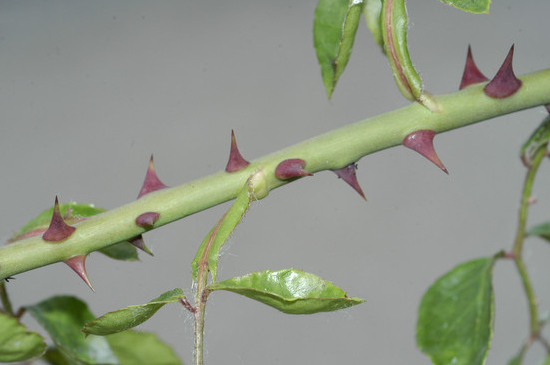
[437,0,491,14]
[364,0,383,49]
[0,311,46,362]
[314,0,364,99]
[106,330,184,365]
[27,296,119,365]
[191,177,256,283]
[527,222,550,244]
[417,257,497,365]
[9,202,139,261]
[207,269,364,314]
[82,289,185,336]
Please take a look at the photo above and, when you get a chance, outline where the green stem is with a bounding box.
[193,272,208,365]
[1,69,550,280]
[0,281,14,316]
[512,144,547,336]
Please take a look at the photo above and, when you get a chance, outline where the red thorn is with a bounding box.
[484,45,522,98]
[42,197,76,242]
[275,159,313,180]
[225,130,250,172]
[459,45,489,89]
[64,255,94,291]
[332,163,366,200]
[137,155,168,199]
[136,212,160,228]
[403,130,448,174]
[129,235,153,256]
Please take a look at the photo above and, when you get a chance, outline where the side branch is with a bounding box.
[1,68,550,280]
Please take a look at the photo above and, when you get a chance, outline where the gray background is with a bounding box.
[1,1,550,364]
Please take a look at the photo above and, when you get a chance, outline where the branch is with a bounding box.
[1,68,550,280]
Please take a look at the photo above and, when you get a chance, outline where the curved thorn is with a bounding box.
[129,235,153,256]
[42,197,76,242]
[403,130,448,174]
[64,255,94,291]
[275,159,313,180]
[332,163,366,200]
[136,212,160,229]
[137,155,168,199]
[484,45,522,98]
[459,45,489,89]
[225,130,250,172]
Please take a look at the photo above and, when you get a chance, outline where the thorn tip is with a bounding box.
[64,255,94,291]
[225,130,250,172]
[137,154,168,199]
[459,45,489,90]
[275,159,313,180]
[403,130,448,174]
[42,197,76,242]
[484,45,522,98]
[332,163,367,200]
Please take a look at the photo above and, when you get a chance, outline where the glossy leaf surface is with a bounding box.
[314,0,364,99]
[27,296,119,365]
[106,330,183,365]
[437,0,491,14]
[527,222,550,244]
[82,288,185,336]
[192,176,257,283]
[9,202,138,261]
[0,311,46,362]
[207,269,364,314]
[417,257,497,365]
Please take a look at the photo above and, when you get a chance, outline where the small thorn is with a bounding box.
[136,212,160,228]
[64,255,94,291]
[332,163,366,200]
[484,45,522,98]
[403,130,448,174]
[459,45,489,89]
[225,130,250,172]
[528,196,537,205]
[137,155,168,199]
[275,159,313,180]
[42,197,76,242]
[129,235,153,256]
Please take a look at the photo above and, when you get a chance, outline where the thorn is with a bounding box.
[225,130,250,172]
[136,212,160,228]
[545,105,550,115]
[332,163,366,200]
[64,255,94,291]
[42,197,76,242]
[402,130,448,174]
[137,155,168,199]
[275,159,313,180]
[528,196,537,205]
[459,45,489,89]
[129,235,153,256]
[484,45,522,98]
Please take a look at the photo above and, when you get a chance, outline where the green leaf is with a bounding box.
[98,242,139,261]
[27,296,119,365]
[313,0,364,99]
[416,257,497,365]
[0,311,46,362]
[106,330,184,365]
[192,173,262,283]
[82,289,185,336]
[527,222,550,244]
[9,202,139,261]
[364,0,383,49]
[43,347,72,365]
[207,269,364,314]
[437,0,491,14]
